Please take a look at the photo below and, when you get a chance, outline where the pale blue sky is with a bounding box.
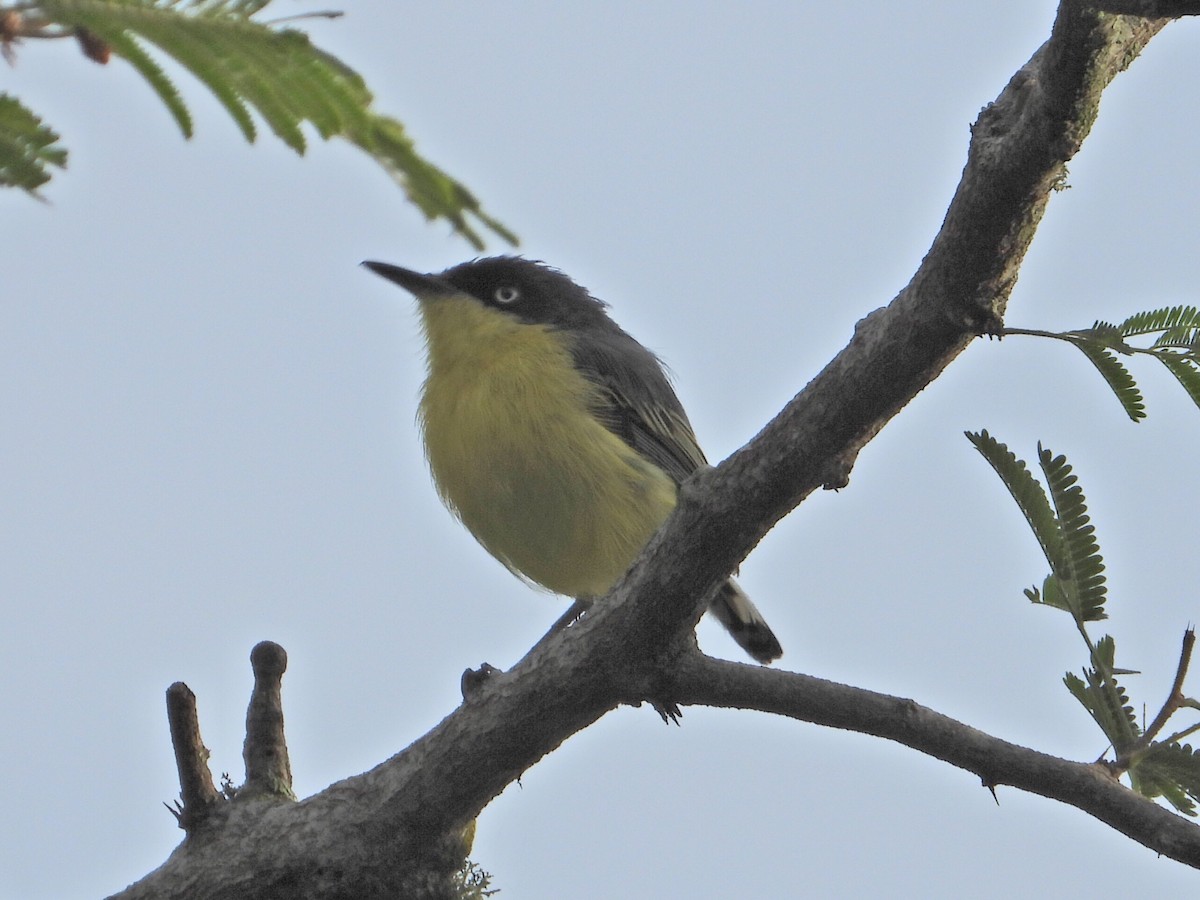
[5,4,1200,898]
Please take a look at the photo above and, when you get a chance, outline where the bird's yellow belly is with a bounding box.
[418,301,677,597]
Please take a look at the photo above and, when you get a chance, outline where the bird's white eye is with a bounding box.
[494,285,520,304]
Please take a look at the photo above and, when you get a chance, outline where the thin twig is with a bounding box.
[1130,628,1197,753]
[241,640,295,800]
[165,681,221,832]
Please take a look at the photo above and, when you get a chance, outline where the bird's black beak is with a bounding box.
[361,261,457,299]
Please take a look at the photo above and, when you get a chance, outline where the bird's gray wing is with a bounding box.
[568,328,707,484]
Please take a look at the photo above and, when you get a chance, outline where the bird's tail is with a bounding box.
[707,579,783,664]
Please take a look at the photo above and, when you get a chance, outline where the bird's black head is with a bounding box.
[437,256,614,331]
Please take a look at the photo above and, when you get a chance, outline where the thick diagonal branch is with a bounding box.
[616,7,1167,656]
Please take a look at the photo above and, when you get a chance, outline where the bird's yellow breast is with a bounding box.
[417,296,677,597]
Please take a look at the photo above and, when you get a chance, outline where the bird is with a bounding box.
[362,256,782,664]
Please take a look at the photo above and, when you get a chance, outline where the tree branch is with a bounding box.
[608,2,1168,665]
[241,641,295,801]
[668,653,1200,867]
[113,626,626,899]
[164,682,220,832]
[1083,0,1200,15]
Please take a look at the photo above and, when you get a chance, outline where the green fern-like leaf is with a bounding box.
[86,22,197,137]
[1004,306,1200,423]
[1038,445,1107,622]
[1150,325,1200,351]
[1128,741,1200,816]
[32,0,515,247]
[1064,658,1139,754]
[1067,338,1145,421]
[40,1,366,150]
[969,434,1109,622]
[1118,305,1200,339]
[1154,351,1200,412]
[359,115,520,250]
[966,431,1066,576]
[0,94,68,194]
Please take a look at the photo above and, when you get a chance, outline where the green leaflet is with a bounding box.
[90,23,196,136]
[1151,325,1200,350]
[1025,573,1072,613]
[1129,742,1200,817]
[965,431,1064,584]
[1118,305,1200,338]
[1067,338,1145,421]
[1063,668,1138,755]
[0,94,68,194]
[1037,444,1107,623]
[362,116,521,250]
[1155,352,1200,413]
[1062,635,1138,754]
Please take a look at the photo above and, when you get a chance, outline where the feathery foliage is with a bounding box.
[965,431,1108,621]
[1117,305,1200,340]
[964,431,1064,589]
[1037,444,1106,623]
[1129,742,1200,817]
[3,1,515,248]
[1155,351,1200,410]
[1062,636,1138,754]
[969,431,1200,815]
[1004,305,1200,419]
[0,93,68,194]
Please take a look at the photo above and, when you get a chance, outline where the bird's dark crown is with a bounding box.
[439,256,615,330]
